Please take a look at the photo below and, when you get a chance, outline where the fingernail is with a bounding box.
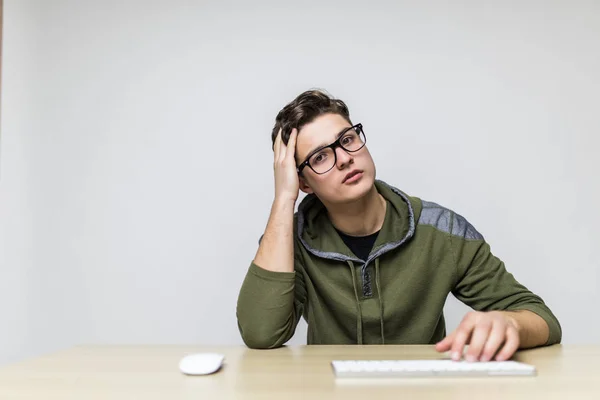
[451,352,460,361]
[466,355,476,362]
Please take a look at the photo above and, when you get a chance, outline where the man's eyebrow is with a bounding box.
[306,126,353,158]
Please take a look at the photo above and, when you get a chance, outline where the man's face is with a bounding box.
[294,113,376,205]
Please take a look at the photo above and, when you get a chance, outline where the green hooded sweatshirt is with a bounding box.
[236,180,561,349]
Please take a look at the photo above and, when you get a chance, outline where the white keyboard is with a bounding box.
[331,360,536,378]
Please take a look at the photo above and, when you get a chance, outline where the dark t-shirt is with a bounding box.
[335,228,380,261]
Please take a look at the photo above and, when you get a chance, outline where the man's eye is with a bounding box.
[314,153,328,164]
[341,135,354,145]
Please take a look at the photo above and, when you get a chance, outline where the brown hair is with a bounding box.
[271,89,352,149]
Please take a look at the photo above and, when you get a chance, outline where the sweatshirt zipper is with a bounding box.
[361,261,373,297]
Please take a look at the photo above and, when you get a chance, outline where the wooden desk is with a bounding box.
[0,345,597,399]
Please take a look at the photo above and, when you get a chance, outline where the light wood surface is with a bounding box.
[0,344,598,399]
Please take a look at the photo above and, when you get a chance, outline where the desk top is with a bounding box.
[0,345,598,399]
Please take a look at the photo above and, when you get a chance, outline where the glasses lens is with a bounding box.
[309,147,336,174]
[340,126,366,152]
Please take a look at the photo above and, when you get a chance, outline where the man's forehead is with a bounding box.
[296,117,351,158]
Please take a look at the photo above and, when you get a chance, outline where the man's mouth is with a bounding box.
[343,170,363,184]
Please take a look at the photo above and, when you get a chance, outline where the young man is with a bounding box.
[237,90,561,362]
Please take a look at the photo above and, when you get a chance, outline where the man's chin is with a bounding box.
[336,175,375,201]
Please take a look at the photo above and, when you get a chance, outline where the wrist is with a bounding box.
[273,196,297,208]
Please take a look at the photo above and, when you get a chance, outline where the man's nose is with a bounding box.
[335,146,353,169]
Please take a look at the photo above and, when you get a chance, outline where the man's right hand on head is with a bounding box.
[273,128,300,203]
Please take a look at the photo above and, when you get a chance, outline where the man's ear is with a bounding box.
[299,175,314,194]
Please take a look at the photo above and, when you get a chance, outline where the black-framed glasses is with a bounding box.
[297,123,366,175]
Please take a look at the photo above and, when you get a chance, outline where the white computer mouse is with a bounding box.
[179,353,225,375]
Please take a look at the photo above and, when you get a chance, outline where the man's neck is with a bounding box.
[324,185,387,237]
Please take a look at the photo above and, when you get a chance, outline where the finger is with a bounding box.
[495,326,520,361]
[465,319,492,362]
[450,318,475,361]
[278,129,287,161]
[286,129,298,161]
[480,321,507,362]
[274,128,282,161]
[435,331,455,353]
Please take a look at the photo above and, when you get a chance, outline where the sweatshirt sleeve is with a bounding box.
[448,221,562,346]
[236,245,307,349]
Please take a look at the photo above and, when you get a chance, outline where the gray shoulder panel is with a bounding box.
[419,200,452,233]
[418,200,483,240]
[451,212,484,240]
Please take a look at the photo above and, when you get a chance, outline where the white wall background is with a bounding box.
[1,0,599,366]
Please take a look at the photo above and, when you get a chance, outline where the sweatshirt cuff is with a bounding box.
[249,262,296,282]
